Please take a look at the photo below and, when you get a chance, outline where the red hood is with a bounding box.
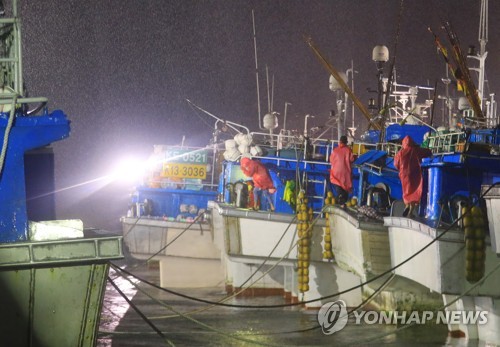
[241,157,251,166]
[402,136,415,149]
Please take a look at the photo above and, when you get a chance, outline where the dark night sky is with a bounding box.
[17,0,500,231]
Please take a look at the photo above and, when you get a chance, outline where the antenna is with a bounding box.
[266,65,270,113]
[479,0,488,55]
[283,102,291,131]
[271,73,275,112]
[346,60,357,138]
[252,10,265,130]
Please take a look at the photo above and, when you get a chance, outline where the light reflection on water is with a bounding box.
[99,268,139,334]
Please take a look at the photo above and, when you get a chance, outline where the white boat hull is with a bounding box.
[327,206,390,281]
[385,217,500,295]
[385,216,500,344]
[208,202,363,308]
[483,184,500,254]
[327,206,442,311]
[121,217,224,288]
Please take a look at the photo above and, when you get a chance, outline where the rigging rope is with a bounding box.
[0,98,17,178]
[103,182,500,346]
[110,271,281,347]
[107,276,176,347]
[111,181,500,310]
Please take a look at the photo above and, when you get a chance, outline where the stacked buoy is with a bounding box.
[463,205,487,283]
[323,192,335,260]
[296,191,311,293]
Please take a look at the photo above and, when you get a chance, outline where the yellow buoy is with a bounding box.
[464,227,474,239]
[463,216,473,227]
[474,217,485,228]
[474,228,485,238]
[471,206,482,216]
[461,206,469,215]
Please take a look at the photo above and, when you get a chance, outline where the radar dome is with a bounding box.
[329,72,348,92]
[372,45,389,62]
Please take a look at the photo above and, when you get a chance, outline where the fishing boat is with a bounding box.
[120,143,224,288]
[207,129,365,307]
[383,43,500,347]
[209,4,500,346]
[119,2,500,344]
[333,1,500,343]
[202,12,441,311]
[0,1,123,346]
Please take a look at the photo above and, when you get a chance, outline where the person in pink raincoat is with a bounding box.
[329,135,355,206]
[240,157,276,211]
[394,135,432,217]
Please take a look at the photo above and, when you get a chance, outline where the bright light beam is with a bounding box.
[27,157,147,202]
[110,157,147,183]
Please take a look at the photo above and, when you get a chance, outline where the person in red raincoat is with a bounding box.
[329,135,355,206]
[240,157,276,211]
[394,135,432,217]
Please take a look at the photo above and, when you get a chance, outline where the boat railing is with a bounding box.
[462,108,500,129]
[0,4,23,99]
[462,109,489,128]
[0,1,51,114]
[143,178,218,190]
[250,131,334,162]
[379,142,402,157]
[251,131,376,161]
[427,130,466,154]
[352,142,377,156]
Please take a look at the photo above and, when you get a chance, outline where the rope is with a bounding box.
[110,207,328,310]
[351,260,500,345]
[144,214,299,320]
[111,182,500,310]
[111,270,282,347]
[0,97,17,178]
[107,276,176,347]
[237,216,297,289]
[256,272,397,336]
[102,183,500,347]
[110,213,205,282]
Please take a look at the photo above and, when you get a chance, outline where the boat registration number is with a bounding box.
[161,163,207,179]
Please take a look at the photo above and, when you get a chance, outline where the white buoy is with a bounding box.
[263,112,278,130]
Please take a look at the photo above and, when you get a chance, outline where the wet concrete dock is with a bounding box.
[97,257,480,347]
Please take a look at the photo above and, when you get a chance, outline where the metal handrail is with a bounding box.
[427,131,465,154]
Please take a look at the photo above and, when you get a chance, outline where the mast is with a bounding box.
[477,0,488,111]
[346,60,357,138]
[306,37,381,131]
[252,10,265,130]
[479,0,488,56]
